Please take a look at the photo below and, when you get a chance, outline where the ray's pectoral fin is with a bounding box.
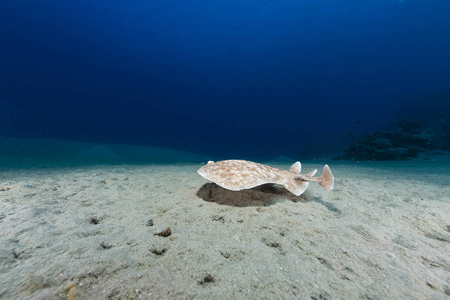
[283,179,309,196]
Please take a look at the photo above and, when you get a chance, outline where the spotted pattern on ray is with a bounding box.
[198,160,286,191]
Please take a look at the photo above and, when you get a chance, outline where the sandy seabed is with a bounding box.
[0,153,449,299]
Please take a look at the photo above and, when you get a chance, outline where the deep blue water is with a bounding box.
[1,0,450,159]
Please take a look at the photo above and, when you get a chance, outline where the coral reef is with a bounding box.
[335,120,434,161]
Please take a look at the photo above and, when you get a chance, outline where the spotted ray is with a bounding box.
[197,160,334,196]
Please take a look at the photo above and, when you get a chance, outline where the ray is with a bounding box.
[197,160,334,196]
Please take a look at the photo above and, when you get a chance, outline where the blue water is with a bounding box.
[1,0,450,160]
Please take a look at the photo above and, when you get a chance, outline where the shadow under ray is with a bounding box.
[196,183,309,207]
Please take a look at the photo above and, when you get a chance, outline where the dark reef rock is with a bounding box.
[436,113,450,150]
[334,120,434,161]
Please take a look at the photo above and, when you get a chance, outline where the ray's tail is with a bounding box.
[284,163,334,196]
[293,164,334,192]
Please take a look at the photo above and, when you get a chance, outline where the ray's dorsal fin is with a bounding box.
[289,161,301,174]
[305,169,318,177]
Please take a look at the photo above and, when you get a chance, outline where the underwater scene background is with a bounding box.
[2,2,450,299]
[1,0,450,160]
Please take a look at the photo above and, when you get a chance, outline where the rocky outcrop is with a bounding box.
[334,120,433,161]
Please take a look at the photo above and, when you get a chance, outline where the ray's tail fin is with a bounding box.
[316,164,334,191]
